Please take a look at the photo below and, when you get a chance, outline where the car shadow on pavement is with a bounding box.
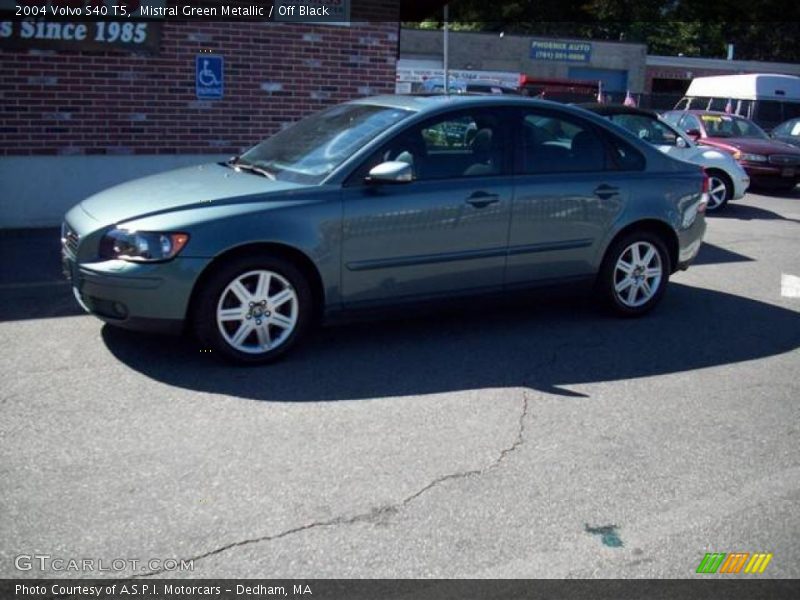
[750,186,800,199]
[692,243,754,266]
[711,202,800,224]
[101,283,800,402]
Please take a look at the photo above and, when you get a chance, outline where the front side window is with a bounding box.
[360,108,510,181]
[520,112,608,173]
[239,103,413,184]
[678,114,703,133]
[662,112,681,127]
[608,114,680,146]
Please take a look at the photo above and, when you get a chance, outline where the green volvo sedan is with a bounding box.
[62,95,708,363]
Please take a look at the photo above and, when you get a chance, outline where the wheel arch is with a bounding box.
[602,219,680,274]
[704,167,733,201]
[187,242,326,325]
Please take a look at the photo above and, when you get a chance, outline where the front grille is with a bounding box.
[61,222,79,256]
[769,154,800,166]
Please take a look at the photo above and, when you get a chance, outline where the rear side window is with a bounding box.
[604,134,646,171]
[782,103,800,120]
[519,112,608,174]
[706,98,728,111]
[756,101,783,123]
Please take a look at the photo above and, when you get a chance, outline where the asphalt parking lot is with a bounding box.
[1,190,798,579]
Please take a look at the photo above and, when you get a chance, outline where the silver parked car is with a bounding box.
[581,104,749,211]
[63,96,708,363]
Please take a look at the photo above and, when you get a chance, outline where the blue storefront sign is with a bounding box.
[530,40,592,63]
[196,54,224,99]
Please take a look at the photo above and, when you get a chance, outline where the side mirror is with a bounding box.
[675,137,688,148]
[685,128,701,140]
[366,161,413,184]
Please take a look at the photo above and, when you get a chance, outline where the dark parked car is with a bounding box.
[663,110,800,191]
[63,96,708,363]
[771,117,800,150]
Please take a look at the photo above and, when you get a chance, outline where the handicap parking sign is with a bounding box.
[196,54,223,99]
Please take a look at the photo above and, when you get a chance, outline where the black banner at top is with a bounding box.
[0,1,405,22]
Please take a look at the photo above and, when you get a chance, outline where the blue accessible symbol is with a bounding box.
[196,55,224,99]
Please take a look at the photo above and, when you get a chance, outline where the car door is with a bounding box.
[340,107,514,306]
[506,108,635,286]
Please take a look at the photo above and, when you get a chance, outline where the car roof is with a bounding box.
[578,103,659,118]
[666,109,747,118]
[350,94,600,115]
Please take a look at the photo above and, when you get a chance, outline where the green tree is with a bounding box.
[405,0,800,61]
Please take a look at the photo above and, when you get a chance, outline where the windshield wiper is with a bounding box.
[229,158,276,180]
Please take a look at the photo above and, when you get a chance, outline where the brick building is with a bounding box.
[0,18,400,226]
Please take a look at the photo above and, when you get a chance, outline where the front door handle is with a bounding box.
[466,191,500,208]
[594,184,620,200]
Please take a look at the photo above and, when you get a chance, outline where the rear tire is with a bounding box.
[192,254,313,364]
[598,231,671,317]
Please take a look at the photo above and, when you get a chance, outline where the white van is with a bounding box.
[675,74,800,131]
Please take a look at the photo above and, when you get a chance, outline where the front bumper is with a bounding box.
[62,250,210,334]
[741,163,800,187]
[731,173,750,200]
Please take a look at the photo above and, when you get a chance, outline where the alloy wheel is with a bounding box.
[706,175,728,210]
[216,269,299,354]
[613,241,663,308]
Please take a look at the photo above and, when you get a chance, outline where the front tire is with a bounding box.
[705,171,731,212]
[193,255,313,364]
[598,231,671,317]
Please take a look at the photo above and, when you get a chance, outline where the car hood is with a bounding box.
[79,162,306,225]
[685,146,745,171]
[703,137,800,155]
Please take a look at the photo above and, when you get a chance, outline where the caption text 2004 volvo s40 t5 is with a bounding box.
[62,96,708,363]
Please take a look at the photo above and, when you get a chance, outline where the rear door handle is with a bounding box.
[594,185,620,200]
[466,191,500,208]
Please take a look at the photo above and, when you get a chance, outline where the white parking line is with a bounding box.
[781,273,800,298]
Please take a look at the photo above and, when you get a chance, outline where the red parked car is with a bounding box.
[663,110,800,191]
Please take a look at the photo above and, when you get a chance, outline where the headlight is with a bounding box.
[99,229,189,262]
[733,152,767,162]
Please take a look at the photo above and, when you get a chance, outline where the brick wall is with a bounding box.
[0,21,399,157]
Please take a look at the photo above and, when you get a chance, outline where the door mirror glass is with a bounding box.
[367,161,413,183]
[676,136,688,148]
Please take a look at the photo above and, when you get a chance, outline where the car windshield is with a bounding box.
[238,103,413,184]
[700,114,768,139]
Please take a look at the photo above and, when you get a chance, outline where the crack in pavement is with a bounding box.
[137,390,530,577]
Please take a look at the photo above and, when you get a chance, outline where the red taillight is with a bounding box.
[698,168,709,214]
